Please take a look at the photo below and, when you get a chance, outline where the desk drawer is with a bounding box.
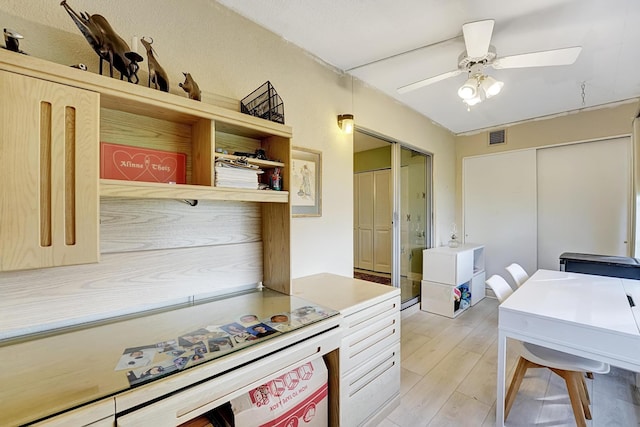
[341,343,401,427]
[342,295,400,336]
[116,328,340,427]
[341,309,400,374]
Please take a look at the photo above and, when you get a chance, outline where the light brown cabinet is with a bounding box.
[0,70,99,271]
[0,50,292,291]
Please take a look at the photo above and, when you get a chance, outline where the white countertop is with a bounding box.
[293,273,400,316]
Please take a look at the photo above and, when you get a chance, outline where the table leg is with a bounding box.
[496,330,506,427]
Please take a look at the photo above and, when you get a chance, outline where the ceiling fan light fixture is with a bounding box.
[481,75,503,98]
[458,77,478,99]
[463,95,482,106]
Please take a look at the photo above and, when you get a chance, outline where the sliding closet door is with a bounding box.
[463,150,538,280]
[537,137,631,269]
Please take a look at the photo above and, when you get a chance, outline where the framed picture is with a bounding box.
[291,147,322,217]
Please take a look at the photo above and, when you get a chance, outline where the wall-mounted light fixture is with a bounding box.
[337,114,354,134]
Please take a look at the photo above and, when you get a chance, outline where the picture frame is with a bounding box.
[291,147,322,217]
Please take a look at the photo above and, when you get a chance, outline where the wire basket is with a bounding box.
[240,81,284,124]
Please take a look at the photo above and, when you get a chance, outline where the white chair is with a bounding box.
[505,262,529,287]
[486,274,610,426]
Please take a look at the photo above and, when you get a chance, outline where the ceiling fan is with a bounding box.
[397,19,582,107]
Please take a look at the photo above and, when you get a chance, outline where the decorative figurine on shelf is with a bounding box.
[60,0,143,83]
[270,168,282,191]
[448,223,459,248]
[3,28,27,54]
[140,37,169,92]
[179,72,201,101]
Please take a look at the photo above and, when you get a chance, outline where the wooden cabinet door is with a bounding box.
[0,71,99,271]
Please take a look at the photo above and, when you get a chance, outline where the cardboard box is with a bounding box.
[100,142,187,184]
[232,358,328,427]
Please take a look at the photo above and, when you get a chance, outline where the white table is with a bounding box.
[497,269,640,426]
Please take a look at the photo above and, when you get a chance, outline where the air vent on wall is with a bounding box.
[488,129,506,145]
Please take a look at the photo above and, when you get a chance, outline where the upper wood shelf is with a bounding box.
[100,180,289,203]
[0,50,292,139]
[214,153,285,168]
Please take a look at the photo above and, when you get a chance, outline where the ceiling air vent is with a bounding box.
[488,129,506,146]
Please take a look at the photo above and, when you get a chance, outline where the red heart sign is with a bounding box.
[101,143,187,184]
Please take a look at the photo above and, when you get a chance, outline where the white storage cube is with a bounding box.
[471,271,486,306]
[423,246,473,285]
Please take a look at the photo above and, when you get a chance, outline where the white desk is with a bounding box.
[497,269,640,426]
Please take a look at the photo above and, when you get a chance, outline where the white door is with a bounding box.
[356,172,374,271]
[374,169,392,273]
[463,150,538,281]
[537,137,631,269]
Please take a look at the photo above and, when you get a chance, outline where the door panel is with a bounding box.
[356,172,374,270]
[374,170,392,273]
[463,150,538,281]
[358,229,374,271]
[537,138,630,269]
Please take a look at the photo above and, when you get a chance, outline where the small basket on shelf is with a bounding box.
[240,81,284,124]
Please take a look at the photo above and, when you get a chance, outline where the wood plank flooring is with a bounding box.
[379,297,640,426]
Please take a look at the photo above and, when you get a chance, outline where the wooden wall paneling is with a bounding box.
[214,131,261,154]
[100,109,194,183]
[100,198,261,253]
[0,243,263,338]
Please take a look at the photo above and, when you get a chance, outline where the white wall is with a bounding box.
[0,0,455,278]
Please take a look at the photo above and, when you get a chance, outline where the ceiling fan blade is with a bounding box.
[397,69,462,94]
[462,19,495,59]
[492,46,582,69]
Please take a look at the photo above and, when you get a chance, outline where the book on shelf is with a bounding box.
[215,158,263,190]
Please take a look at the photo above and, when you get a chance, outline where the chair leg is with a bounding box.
[551,369,587,427]
[579,374,592,420]
[505,357,530,420]
[581,375,591,404]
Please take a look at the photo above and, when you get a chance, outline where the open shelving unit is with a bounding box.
[421,243,486,318]
[0,49,293,293]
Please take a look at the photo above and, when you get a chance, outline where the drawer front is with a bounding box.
[32,399,114,427]
[341,308,400,374]
[342,295,400,336]
[421,280,454,317]
[341,343,401,427]
[116,328,340,427]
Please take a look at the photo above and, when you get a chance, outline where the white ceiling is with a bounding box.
[216,0,640,134]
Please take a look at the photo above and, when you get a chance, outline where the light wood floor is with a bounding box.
[379,297,640,426]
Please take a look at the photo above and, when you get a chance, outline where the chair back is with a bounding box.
[506,263,529,287]
[486,274,514,303]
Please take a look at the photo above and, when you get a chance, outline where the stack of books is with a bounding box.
[215,158,263,189]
